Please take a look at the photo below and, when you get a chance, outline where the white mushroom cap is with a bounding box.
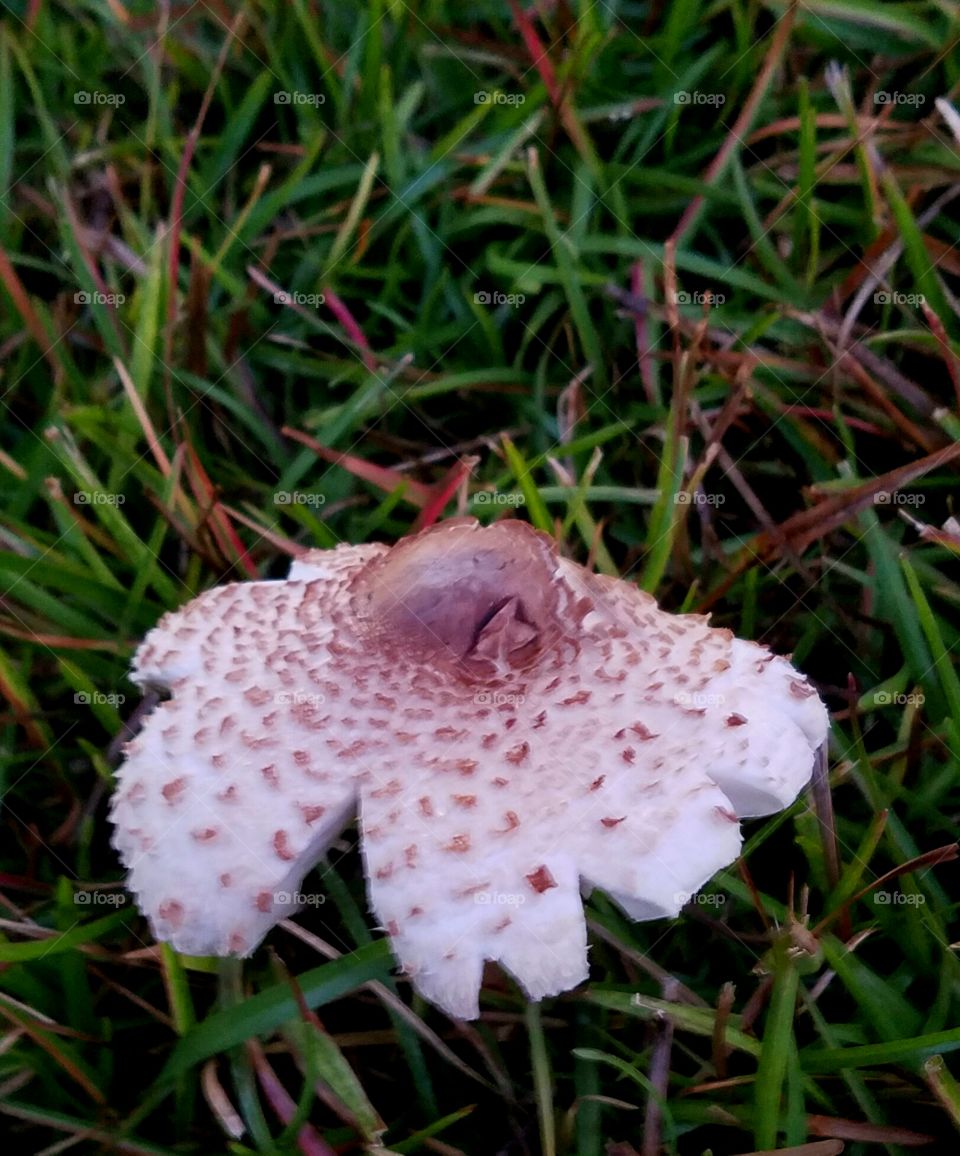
[110,519,829,1019]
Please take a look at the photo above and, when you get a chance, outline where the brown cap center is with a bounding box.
[352,521,564,676]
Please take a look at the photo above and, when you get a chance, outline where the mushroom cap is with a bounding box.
[110,519,829,1018]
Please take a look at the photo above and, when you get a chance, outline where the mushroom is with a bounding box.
[110,518,829,1019]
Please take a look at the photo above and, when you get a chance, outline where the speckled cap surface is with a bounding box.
[111,519,829,1018]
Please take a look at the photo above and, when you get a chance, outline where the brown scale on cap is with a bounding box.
[505,742,530,765]
[158,900,184,929]
[526,865,557,893]
[273,830,296,861]
[125,781,146,805]
[110,518,829,1022]
[161,777,186,804]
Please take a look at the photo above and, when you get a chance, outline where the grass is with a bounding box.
[2,0,960,1152]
